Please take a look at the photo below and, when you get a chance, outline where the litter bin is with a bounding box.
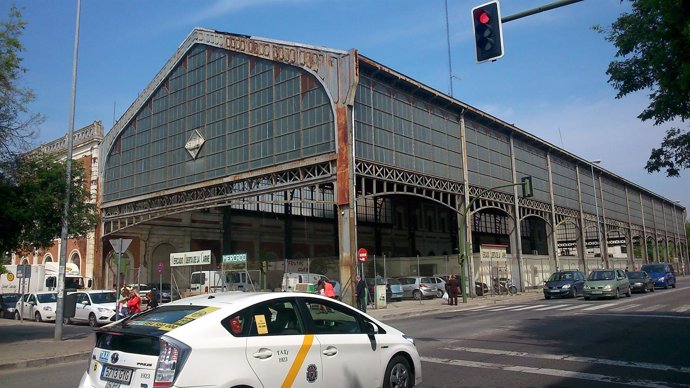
[374,285,387,309]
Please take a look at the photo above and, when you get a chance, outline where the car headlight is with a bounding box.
[543,285,549,290]
[97,307,111,313]
[43,306,53,311]
[561,284,571,289]
[658,277,666,282]
[602,285,612,291]
[584,285,590,290]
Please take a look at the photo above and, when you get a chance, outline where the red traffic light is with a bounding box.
[478,11,490,24]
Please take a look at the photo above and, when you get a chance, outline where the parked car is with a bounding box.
[397,276,437,299]
[15,291,57,322]
[148,282,181,303]
[0,293,22,319]
[543,270,586,299]
[627,271,655,293]
[386,277,404,301]
[640,263,676,289]
[0,293,21,319]
[66,290,118,327]
[78,292,422,388]
[583,269,631,300]
[427,277,447,298]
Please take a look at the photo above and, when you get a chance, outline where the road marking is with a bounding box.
[534,304,569,311]
[483,305,529,311]
[638,304,664,312]
[558,305,583,311]
[610,303,641,312]
[441,346,690,374]
[592,313,690,320]
[581,302,616,311]
[422,356,689,388]
[463,305,498,311]
[672,305,690,313]
[511,304,548,311]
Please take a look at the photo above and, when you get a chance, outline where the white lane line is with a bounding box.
[463,305,500,311]
[638,304,664,312]
[558,305,583,311]
[511,304,548,311]
[483,305,529,311]
[441,346,690,374]
[610,304,641,312]
[582,303,616,311]
[422,356,689,388]
[534,304,569,311]
[672,305,690,313]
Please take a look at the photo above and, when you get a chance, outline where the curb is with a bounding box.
[0,351,91,372]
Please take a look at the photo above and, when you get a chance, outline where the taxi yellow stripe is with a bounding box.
[281,334,314,388]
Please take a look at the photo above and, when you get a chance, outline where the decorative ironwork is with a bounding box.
[102,160,336,235]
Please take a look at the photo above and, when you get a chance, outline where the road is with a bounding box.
[1,280,688,387]
[390,279,690,387]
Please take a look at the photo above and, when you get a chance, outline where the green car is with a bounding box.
[583,269,631,300]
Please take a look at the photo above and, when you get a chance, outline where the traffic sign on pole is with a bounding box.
[157,261,164,274]
[357,248,368,262]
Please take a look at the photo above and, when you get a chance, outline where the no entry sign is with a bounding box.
[357,248,368,262]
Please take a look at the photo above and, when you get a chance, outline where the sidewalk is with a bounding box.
[0,289,543,371]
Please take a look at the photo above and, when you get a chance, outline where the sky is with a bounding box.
[3,0,689,216]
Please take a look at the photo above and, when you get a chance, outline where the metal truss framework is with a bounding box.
[102,160,336,235]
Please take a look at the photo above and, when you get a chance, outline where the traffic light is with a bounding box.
[471,1,504,63]
[521,176,533,198]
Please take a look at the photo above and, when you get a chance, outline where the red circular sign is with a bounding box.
[357,248,368,262]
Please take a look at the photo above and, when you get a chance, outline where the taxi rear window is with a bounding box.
[124,305,219,331]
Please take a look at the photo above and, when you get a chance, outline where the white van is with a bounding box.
[281,272,321,292]
[189,271,226,293]
[190,270,259,293]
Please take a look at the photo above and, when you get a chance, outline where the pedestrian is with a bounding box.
[323,280,336,299]
[146,288,159,309]
[447,274,460,306]
[355,275,367,312]
[118,287,129,317]
[127,288,141,316]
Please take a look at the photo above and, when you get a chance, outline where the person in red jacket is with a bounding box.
[126,289,141,316]
[322,280,336,299]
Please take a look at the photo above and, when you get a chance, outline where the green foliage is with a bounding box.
[0,153,98,253]
[0,4,43,162]
[596,0,690,176]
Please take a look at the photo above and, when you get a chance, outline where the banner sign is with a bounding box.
[170,250,212,267]
[480,245,507,261]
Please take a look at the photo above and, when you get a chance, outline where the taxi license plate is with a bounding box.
[101,365,133,384]
[549,289,560,293]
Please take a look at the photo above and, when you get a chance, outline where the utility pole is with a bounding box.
[55,0,81,341]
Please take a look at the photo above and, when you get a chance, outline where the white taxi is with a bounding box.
[67,290,118,327]
[78,292,421,388]
[15,291,57,322]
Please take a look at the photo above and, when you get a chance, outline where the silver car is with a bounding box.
[397,276,438,299]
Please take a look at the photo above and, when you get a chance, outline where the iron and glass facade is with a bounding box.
[98,29,687,297]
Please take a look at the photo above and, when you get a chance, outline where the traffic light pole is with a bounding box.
[501,0,584,24]
[458,180,532,303]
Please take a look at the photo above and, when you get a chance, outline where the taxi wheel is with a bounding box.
[14,311,20,320]
[384,355,413,388]
[89,313,99,327]
[35,311,42,323]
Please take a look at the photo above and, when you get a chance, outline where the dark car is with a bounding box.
[0,293,21,319]
[543,270,586,299]
[147,283,180,303]
[640,263,676,289]
[627,271,655,293]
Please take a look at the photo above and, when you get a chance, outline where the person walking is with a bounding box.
[146,288,159,309]
[323,280,336,299]
[355,275,367,312]
[447,274,460,306]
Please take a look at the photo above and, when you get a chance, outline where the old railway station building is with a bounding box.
[95,28,687,300]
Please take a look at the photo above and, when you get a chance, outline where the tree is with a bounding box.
[596,0,690,176]
[0,153,98,254]
[1,5,43,163]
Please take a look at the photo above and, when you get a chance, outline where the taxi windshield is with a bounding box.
[90,292,117,304]
[37,293,57,303]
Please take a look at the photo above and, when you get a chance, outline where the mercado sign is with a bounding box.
[170,250,212,267]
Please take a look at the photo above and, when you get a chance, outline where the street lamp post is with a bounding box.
[590,160,604,268]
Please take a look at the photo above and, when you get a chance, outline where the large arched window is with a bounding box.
[70,252,81,270]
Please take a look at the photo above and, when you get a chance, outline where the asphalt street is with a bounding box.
[390,279,690,387]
